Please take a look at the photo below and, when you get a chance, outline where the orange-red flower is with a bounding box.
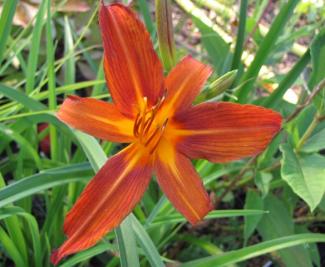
[51,3,282,264]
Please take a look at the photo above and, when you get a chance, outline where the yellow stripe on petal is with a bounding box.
[57,95,134,143]
[154,139,212,224]
[100,4,164,116]
[173,102,282,162]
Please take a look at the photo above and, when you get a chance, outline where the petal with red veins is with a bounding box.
[57,95,134,143]
[155,139,213,224]
[162,56,212,117]
[100,3,164,116]
[51,144,152,265]
[172,102,282,162]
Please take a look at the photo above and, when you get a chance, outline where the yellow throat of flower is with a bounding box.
[133,94,168,154]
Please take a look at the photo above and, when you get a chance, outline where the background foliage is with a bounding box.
[0,0,325,266]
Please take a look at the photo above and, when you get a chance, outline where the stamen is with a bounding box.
[133,113,141,137]
[144,127,160,146]
[148,119,169,154]
[142,111,155,135]
[132,93,169,153]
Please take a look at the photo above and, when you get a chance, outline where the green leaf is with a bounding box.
[0,123,42,169]
[138,0,155,36]
[192,17,230,74]
[0,163,92,208]
[301,128,325,153]
[60,243,117,267]
[262,49,310,109]
[0,0,18,65]
[243,190,263,245]
[258,194,313,267]
[0,175,28,266]
[280,144,325,211]
[46,0,58,160]
[151,209,268,227]
[236,0,300,102]
[308,28,325,89]
[0,207,42,267]
[0,83,46,111]
[25,0,47,94]
[116,219,140,267]
[231,0,247,71]
[308,28,325,110]
[182,234,325,267]
[130,215,164,267]
[254,172,273,198]
[0,226,26,267]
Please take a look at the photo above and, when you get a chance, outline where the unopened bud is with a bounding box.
[156,0,176,71]
[195,70,237,103]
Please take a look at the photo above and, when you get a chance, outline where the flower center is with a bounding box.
[133,93,168,154]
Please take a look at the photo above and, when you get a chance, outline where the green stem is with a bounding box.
[296,112,320,152]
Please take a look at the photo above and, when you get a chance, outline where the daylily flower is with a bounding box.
[51,3,282,265]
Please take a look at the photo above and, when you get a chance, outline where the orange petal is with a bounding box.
[172,102,282,162]
[51,144,152,265]
[57,95,134,143]
[100,3,164,116]
[154,139,212,224]
[162,56,212,116]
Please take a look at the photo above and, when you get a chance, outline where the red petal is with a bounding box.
[162,56,212,116]
[100,3,164,116]
[172,102,282,162]
[51,144,152,265]
[154,139,212,224]
[57,95,134,143]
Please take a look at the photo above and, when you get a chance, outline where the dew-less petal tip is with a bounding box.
[162,56,212,116]
[172,102,282,162]
[155,139,213,224]
[51,144,152,265]
[100,3,164,116]
[57,95,134,143]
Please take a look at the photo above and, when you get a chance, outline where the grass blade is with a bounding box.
[231,0,248,71]
[262,49,310,109]
[0,83,46,111]
[116,219,140,267]
[46,0,58,160]
[0,163,92,208]
[0,206,42,267]
[130,214,164,267]
[182,234,325,267]
[236,0,300,102]
[25,0,47,94]
[0,0,18,65]
[150,209,268,227]
[0,226,26,267]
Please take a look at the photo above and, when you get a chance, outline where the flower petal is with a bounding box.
[172,102,282,162]
[100,3,164,116]
[57,95,134,143]
[162,56,212,116]
[51,144,152,265]
[155,139,213,224]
